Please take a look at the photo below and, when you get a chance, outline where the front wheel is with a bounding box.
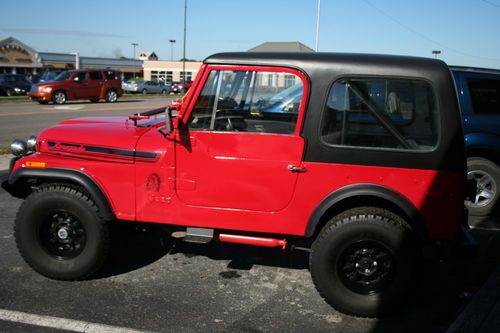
[14,184,110,280]
[52,91,66,104]
[310,207,419,317]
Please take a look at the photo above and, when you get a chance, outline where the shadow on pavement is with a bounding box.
[97,223,309,280]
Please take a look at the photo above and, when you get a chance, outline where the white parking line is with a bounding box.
[0,309,152,333]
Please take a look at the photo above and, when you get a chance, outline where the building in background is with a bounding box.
[1,37,314,84]
[0,37,42,74]
[143,60,202,84]
[0,37,142,79]
[248,42,314,53]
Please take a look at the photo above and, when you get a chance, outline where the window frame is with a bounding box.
[319,75,440,153]
[181,65,310,137]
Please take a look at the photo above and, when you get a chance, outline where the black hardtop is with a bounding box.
[205,52,450,81]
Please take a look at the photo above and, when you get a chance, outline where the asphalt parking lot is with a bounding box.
[1,98,500,332]
[1,168,500,332]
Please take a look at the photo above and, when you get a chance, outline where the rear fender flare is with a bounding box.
[305,183,423,238]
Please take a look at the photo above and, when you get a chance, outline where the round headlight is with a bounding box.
[27,136,37,152]
[11,139,28,156]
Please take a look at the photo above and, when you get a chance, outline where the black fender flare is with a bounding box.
[305,183,424,238]
[7,167,115,221]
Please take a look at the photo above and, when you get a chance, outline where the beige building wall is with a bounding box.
[143,60,202,83]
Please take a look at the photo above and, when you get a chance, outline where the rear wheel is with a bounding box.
[142,89,147,95]
[466,157,500,216]
[105,89,118,103]
[52,91,66,104]
[14,184,110,280]
[310,207,418,317]
[5,89,13,96]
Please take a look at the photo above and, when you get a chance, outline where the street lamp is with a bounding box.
[315,0,321,52]
[169,39,176,61]
[182,0,187,84]
[131,42,138,59]
[432,50,441,59]
[131,43,138,80]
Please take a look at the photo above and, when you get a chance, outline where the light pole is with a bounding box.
[70,52,80,69]
[432,50,441,59]
[315,0,321,52]
[182,0,187,84]
[169,39,176,61]
[131,43,138,80]
[131,42,138,59]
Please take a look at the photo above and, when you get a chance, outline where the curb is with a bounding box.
[446,264,500,333]
[0,154,13,172]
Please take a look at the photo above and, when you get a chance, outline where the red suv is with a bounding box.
[28,69,123,104]
[3,53,475,317]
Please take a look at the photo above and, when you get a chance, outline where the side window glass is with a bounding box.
[76,72,86,82]
[468,78,500,114]
[321,78,438,150]
[105,71,116,80]
[188,69,304,134]
[89,71,102,80]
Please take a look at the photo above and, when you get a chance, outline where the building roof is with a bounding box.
[37,52,142,68]
[0,36,38,55]
[248,42,314,53]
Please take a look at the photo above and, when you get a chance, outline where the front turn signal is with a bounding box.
[24,161,47,169]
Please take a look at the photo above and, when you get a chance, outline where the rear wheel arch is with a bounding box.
[8,168,115,221]
[305,184,424,240]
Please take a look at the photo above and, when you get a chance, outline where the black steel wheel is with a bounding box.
[14,184,109,280]
[310,207,418,317]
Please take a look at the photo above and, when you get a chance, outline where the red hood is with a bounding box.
[37,116,155,162]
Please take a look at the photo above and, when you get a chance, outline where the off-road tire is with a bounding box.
[310,207,418,317]
[14,184,110,280]
[466,157,500,216]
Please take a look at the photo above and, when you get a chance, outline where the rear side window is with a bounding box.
[188,69,304,135]
[468,78,500,114]
[321,78,438,150]
[105,71,118,80]
[89,71,102,80]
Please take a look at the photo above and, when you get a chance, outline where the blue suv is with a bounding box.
[451,66,500,215]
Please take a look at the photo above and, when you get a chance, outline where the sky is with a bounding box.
[1,0,500,69]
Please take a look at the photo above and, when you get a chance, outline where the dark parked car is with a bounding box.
[0,74,32,96]
[451,67,500,215]
[171,81,192,93]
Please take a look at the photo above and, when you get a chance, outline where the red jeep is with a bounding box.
[3,53,475,317]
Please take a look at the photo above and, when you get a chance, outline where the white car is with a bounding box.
[123,80,171,94]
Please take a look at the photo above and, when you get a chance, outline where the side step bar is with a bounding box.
[171,227,287,249]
